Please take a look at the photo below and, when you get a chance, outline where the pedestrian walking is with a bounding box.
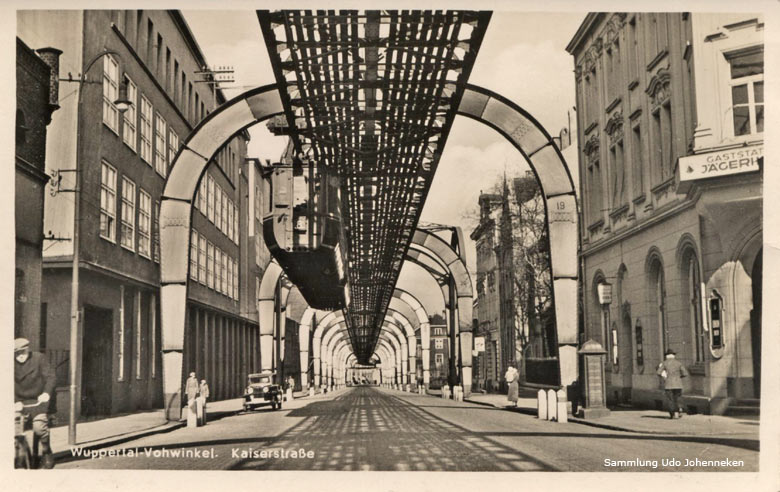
[505,363,519,407]
[185,372,199,403]
[656,349,689,419]
[199,379,210,403]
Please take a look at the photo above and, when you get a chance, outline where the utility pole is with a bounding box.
[193,65,235,108]
[60,49,131,445]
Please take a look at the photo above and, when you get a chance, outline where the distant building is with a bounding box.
[15,38,60,348]
[427,313,450,387]
[470,186,515,392]
[567,13,762,414]
[18,10,259,420]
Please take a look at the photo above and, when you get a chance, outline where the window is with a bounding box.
[207,242,215,289]
[138,190,151,258]
[122,76,137,151]
[683,250,704,363]
[190,230,199,280]
[727,48,764,136]
[121,177,136,251]
[648,257,668,357]
[646,13,668,63]
[154,112,167,176]
[233,259,239,300]
[102,55,120,133]
[435,353,444,367]
[135,10,143,48]
[588,158,603,224]
[221,190,228,233]
[585,73,598,126]
[228,202,235,243]
[631,123,643,198]
[627,16,639,82]
[199,178,207,212]
[180,70,186,110]
[221,252,228,294]
[610,140,625,208]
[156,34,163,76]
[188,82,193,122]
[233,203,239,244]
[215,249,223,293]
[153,200,160,263]
[226,254,233,298]
[146,19,154,64]
[435,338,444,350]
[165,48,171,92]
[168,129,178,172]
[651,103,673,185]
[140,95,153,164]
[100,161,117,242]
[606,41,620,103]
[198,235,207,284]
[207,175,215,222]
[215,185,222,231]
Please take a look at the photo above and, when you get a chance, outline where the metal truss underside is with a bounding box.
[258,10,491,363]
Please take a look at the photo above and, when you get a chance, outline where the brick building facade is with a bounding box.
[17,10,264,420]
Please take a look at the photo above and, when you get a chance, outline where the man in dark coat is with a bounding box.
[656,349,689,419]
[14,337,56,468]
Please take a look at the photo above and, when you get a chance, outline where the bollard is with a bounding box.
[557,389,568,423]
[186,399,198,428]
[196,397,205,426]
[547,389,557,421]
[537,389,547,420]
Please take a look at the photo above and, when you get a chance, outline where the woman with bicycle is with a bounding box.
[15,337,56,469]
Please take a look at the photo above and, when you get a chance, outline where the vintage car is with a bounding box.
[243,372,282,411]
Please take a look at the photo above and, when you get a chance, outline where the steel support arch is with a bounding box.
[160,82,579,419]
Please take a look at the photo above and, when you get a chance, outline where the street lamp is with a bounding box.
[64,48,132,445]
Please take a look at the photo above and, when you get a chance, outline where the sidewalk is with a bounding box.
[48,387,329,461]
[49,398,247,460]
[464,392,760,441]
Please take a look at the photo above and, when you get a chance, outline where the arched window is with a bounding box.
[681,249,704,363]
[647,255,668,358]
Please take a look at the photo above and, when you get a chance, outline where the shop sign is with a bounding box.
[679,145,762,181]
[474,337,485,352]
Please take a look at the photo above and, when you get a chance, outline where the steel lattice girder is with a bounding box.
[258,10,491,363]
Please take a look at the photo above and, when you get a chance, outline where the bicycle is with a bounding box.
[14,401,44,469]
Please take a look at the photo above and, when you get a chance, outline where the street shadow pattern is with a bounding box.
[231,387,554,471]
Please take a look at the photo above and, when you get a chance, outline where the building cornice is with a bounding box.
[581,198,698,257]
[566,13,603,55]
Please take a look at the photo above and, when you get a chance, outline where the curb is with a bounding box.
[53,406,245,463]
[53,422,185,462]
[464,398,761,442]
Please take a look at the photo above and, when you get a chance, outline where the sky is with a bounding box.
[183,10,585,315]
